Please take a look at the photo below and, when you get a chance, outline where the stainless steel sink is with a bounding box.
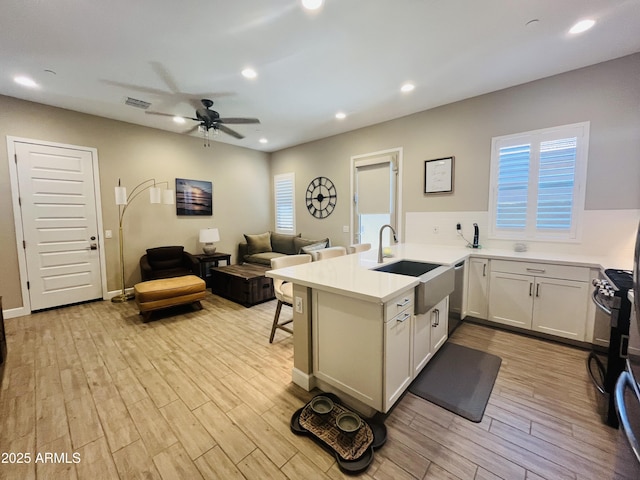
[374,260,455,314]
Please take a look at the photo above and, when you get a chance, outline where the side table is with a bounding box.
[194,252,231,286]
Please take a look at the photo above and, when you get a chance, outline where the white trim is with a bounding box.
[350,147,403,245]
[6,136,108,314]
[291,368,315,391]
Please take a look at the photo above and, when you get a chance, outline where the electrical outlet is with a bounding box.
[105,230,113,239]
[432,225,439,234]
[295,296,303,314]
[342,225,349,233]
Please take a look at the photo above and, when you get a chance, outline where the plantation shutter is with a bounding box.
[274,173,295,234]
[496,143,530,230]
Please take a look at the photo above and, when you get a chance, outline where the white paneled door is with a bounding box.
[15,142,103,310]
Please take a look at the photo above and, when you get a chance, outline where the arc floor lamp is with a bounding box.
[111,178,174,303]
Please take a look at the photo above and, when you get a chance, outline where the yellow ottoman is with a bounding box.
[134,275,206,321]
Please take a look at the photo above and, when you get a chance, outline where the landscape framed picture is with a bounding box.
[424,156,454,194]
[175,178,213,216]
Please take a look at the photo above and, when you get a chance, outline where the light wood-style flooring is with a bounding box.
[0,293,636,479]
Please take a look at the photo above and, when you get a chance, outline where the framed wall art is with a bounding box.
[424,156,454,194]
[176,178,213,216]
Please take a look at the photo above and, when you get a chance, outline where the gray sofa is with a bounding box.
[239,232,330,266]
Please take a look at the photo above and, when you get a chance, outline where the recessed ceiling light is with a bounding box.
[401,83,415,93]
[335,112,346,119]
[301,0,323,10]
[14,75,38,88]
[173,116,186,124]
[569,19,595,34]
[242,68,257,79]
[259,138,268,144]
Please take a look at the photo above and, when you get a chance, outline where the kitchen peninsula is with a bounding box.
[266,243,618,414]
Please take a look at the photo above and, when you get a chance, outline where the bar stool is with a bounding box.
[347,243,371,254]
[269,254,312,343]
[314,246,347,261]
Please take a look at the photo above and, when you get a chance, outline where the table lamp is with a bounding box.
[200,228,220,254]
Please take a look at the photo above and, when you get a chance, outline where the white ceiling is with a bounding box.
[1,0,639,152]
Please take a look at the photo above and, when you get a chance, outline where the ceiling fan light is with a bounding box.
[335,112,346,119]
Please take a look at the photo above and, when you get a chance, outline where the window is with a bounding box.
[274,173,295,234]
[488,122,589,241]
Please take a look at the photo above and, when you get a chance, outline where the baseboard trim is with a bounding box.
[292,368,315,391]
[2,306,30,319]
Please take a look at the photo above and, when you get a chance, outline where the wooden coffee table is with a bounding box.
[210,263,275,307]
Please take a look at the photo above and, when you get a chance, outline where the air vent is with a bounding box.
[124,97,151,109]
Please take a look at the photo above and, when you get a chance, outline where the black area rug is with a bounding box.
[408,342,502,422]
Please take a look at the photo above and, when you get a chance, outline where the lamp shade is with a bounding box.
[163,189,175,205]
[115,186,127,205]
[199,228,220,243]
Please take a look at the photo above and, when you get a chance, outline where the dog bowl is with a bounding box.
[310,396,334,415]
[336,411,362,436]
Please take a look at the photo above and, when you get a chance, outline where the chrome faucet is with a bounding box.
[378,224,398,263]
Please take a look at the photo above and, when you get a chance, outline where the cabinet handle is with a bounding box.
[397,313,410,323]
[432,309,439,327]
[529,283,533,296]
[397,298,411,307]
[536,283,540,297]
[526,268,546,274]
[482,263,487,277]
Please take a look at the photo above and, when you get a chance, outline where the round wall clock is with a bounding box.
[305,176,337,219]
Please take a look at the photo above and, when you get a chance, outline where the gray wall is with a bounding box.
[0,96,270,309]
[271,53,640,241]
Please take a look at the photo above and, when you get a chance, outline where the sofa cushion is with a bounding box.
[294,237,329,254]
[244,251,287,266]
[244,232,272,255]
[270,232,301,255]
[146,246,185,270]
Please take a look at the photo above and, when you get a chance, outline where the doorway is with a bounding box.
[7,137,107,313]
[350,148,402,250]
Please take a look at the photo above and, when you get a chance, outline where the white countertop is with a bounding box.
[266,243,627,304]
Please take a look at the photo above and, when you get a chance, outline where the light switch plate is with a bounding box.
[105,230,113,239]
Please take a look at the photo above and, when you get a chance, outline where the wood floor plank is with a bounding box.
[193,400,257,464]
[74,437,120,480]
[66,393,105,449]
[236,448,288,480]
[127,397,179,456]
[152,442,204,480]
[159,399,217,460]
[111,439,162,480]
[193,445,246,480]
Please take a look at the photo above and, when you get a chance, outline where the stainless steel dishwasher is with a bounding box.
[448,260,465,334]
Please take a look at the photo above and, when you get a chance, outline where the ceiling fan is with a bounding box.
[146,99,260,146]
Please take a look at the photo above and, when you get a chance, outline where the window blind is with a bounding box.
[496,143,530,230]
[274,173,295,234]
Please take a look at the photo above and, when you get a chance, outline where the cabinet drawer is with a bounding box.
[385,290,414,320]
[490,260,589,282]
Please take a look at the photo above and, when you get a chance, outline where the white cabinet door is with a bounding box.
[489,271,534,329]
[532,277,588,341]
[412,311,432,377]
[467,258,489,319]
[430,296,449,354]
[384,310,413,411]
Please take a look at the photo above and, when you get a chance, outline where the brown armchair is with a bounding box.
[140,246,199,281]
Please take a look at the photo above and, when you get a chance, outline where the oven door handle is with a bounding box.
[615,370,640,464]
[592,289,612,316]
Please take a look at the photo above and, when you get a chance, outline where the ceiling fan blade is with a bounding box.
[217,124,244,139]
[146,111,199,121]
[184,125,200,135]
[218,117,260,124]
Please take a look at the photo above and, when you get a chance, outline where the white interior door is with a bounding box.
[15,141,103,310]
[352,153,399,250]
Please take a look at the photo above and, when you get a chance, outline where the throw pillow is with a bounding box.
[244,232,272,255]
[270,232,301,255]
[300,242,328,255]
[294,237,329,254]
